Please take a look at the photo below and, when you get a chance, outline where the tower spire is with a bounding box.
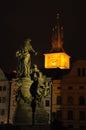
[50,13,64,52]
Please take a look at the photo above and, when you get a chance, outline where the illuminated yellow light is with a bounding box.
[44,52,70,69]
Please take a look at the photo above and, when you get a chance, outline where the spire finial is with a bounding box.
[50,12,64,52]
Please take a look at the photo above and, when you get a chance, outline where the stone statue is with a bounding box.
[30,64,50,125]
[30,64,46,103]
[16,38,37,77]
[14,38,49,125]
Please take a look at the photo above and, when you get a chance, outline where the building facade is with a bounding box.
[0,68,10,124]
[9,78,18,124]
[52,60,86,129]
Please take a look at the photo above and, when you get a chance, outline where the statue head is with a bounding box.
[23,38,32,50]
[24,38,31,44]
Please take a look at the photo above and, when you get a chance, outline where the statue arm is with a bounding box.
[16,51,20,57]
[29,46,38,55]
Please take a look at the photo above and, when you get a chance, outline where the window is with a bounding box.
[68,86,73,90]
[56,110,62,120]
[79,86,85,89]
[3,86,6,91]
[0,97,6,103]
[77,68,81,76]
[82,68,85,76]
[52,112,56,120]
[79,111,85,120]
[0,86,2,91]
[68,111,73,120]
[0,97,1,103]
[79,96,85,105]
[45,100,50,107]
[0,109,5,116]
[57,86,61,89]
[57,96,62,105]
[0,86,6,91]
[77,68,86,77]
[68,96,73,105]
[2,97,6,103]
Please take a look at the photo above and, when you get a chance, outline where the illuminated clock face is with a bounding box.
[48,55,58,67]
[50,59,57,66]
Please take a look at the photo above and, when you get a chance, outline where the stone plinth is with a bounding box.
[13,77,33,125]
[13,77,49,125]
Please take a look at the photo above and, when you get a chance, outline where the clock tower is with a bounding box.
[44,13,70,69]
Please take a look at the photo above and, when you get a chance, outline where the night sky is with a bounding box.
[0,0,86,73]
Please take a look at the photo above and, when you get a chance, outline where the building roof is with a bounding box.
[0,68,7,80]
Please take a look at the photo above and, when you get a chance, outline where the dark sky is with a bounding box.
[0,0,86,73]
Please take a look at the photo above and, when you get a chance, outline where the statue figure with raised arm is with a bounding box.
[16,38,37,77]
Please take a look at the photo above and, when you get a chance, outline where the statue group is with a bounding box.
[13,38,49,125]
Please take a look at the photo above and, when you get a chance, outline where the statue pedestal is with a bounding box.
[35,105,49,125]
[13,99,32,125]
[13,77,33,125]
[13,77,49,125]
[13,101,49,125]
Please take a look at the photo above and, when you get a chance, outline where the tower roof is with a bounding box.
[50,13,64,52]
